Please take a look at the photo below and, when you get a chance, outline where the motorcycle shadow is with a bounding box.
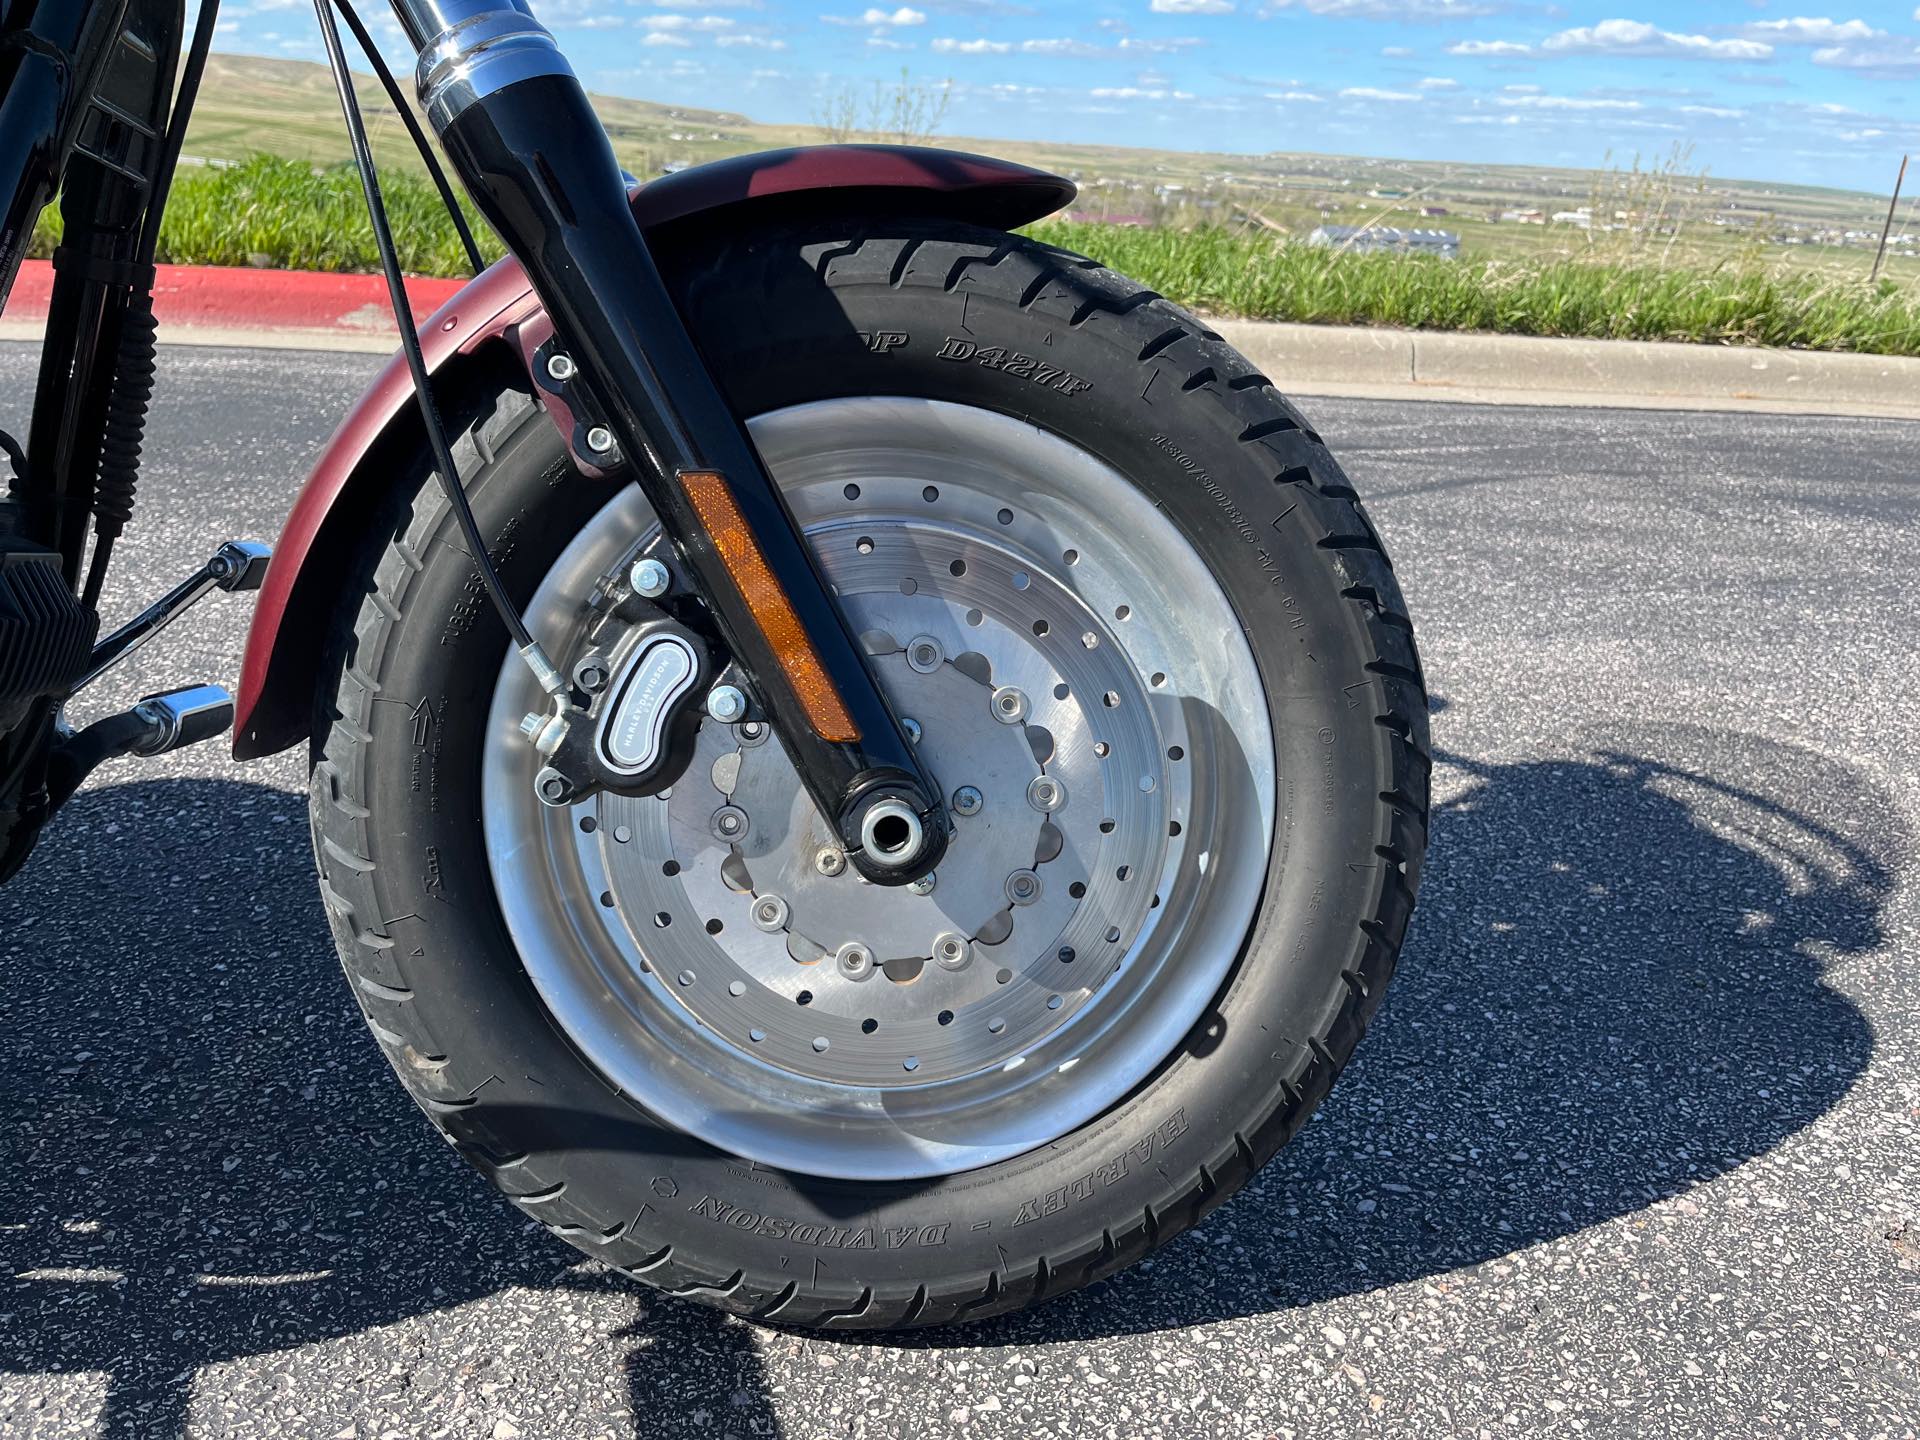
[917,715,1894,1346]
[0,774,775,1440]
[0,712,1895,1416]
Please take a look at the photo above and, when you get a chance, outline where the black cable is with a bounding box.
[310,0,540,657]
[329,0,486,277]
[139,0,221,262]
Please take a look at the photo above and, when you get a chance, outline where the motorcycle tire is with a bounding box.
[309,215,1429,1329]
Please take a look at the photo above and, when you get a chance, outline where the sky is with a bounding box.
[218,1,1920,193]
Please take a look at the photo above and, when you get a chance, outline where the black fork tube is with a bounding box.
[393,2,944,882]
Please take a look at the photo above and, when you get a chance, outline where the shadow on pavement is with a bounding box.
[0,712,1897,1418]
[922,716,1894,1345]
[0,777,776,1439]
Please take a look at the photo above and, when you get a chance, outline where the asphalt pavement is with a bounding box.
[1,341,1916,1439]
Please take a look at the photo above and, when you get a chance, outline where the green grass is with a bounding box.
[29,154,505,277]
[1027,219,1920,357]
[29,155,1920,357]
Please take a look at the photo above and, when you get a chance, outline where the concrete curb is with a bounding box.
[4,260,1917,418]
[1212,320,1920,420]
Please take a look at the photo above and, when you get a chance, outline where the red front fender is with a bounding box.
[232,145,1075,760]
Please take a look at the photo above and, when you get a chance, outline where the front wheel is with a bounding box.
[310,217,1429,1328]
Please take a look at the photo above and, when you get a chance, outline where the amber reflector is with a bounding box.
[678,469,859,744]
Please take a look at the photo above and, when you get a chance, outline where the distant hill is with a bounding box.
[184,52,1907,271]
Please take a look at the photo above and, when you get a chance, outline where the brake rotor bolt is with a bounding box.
[546,353,577,382]
[815,847,847,877]
[836,943,875,980]
[901,717,922,744]
[991,686,1029,725]
[629,557,671,598]
[933,932,972,971]
[535,767,572,806]
[908,871,938,897]
[751,894,789,932]
[737,720,769,747]
[907,636,944,674]
[711,805,749,842]
[1006,870,1042,906]
[952,786,984,816]
[1027,775,1066,813]
[586,426,615,455]
[706,685,747,723]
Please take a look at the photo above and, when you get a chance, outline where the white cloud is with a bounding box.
[1812,34,1920,72]
[1339,85,1422,100]
[1446,38,1530,55]
[715,31,787,45]
[642,30,692,44]
[1679,104,1744,118]
[1415,75,1458,88]
[931,34,1011,51]
[1496,93,1640,109]
[1737,17,1879,44]
[1259,0,1502,18]
[1539,20,1772,62]
[1090,85,1197,98]
[1265,88,1325,100]
[642,13,736,29]
[1151,0,1234,12]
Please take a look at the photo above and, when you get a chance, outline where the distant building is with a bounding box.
[1307,225,1460,260]
[1420,205,1450,217]
[1499,207,1546,225]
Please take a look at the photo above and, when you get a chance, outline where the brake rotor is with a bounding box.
[592,514,1166,1087]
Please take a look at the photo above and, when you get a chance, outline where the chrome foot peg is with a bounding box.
[46,684,236,811]
[129,684,235,756]
[74,541,271,694]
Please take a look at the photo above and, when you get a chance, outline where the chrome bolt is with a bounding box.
[535,767,572,807]
[932,932,972,971]
[836,943,875,981]
[1027,775,1066,813]
[518,711,546,740]
[815,847,847,877]
[573,656,610,693]
[751,894,789,932]
[952,785,984,816]
[711,805,750,842]
[906,635,944,674]
[546,352,577,382]
[630,557,670,598]
[585,426,615,455]
[901,716,922,745]
[737,720,769,748]
[991,686,1029,725]
[706,684,747,723]
[1006,869,1042,906]
[908,871,938,897]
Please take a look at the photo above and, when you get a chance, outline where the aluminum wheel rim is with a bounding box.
[483,398,1274,1180]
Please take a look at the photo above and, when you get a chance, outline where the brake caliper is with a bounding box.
[523,554,712,808]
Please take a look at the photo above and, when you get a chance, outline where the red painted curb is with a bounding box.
[6,259,465,337]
